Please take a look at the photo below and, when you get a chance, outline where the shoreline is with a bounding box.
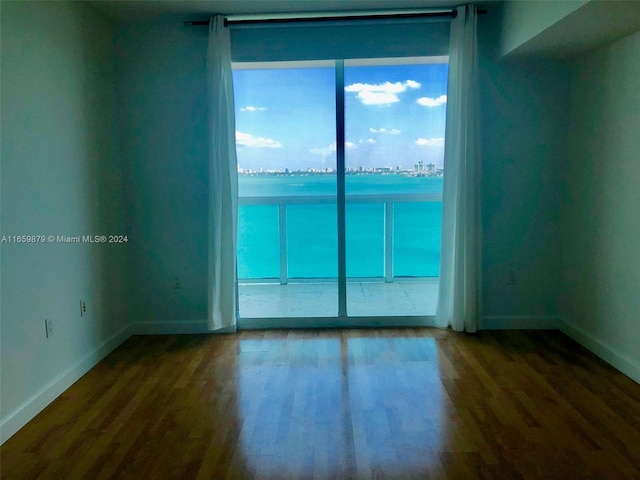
[238,171,444,178]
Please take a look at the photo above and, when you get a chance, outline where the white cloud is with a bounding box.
[357,91,400,105]
[345,80,421,105]
[369,127,401,135]
[415,137,445,147]
[236,131,282,148]
[359,138,377,144]
[417,95,447,107]
[310,141,356,155]
[240,105,267,112]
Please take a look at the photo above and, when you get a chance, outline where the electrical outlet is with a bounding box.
[45,319,54,338]
[508,270,517,286]
[80,300,87,317]
[172,276,182,290]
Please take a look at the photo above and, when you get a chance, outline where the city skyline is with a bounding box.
[237,161,443,177]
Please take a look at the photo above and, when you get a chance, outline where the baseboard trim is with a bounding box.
[481,315,560,330]
[0,324,132,444]
[131,321,235,335]
[559,318,640,385]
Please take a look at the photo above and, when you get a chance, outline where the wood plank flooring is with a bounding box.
[2,329,640,479]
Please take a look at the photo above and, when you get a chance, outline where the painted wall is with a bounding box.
[0,1,129,440]
[115,21,210,326]
[116,12,570,328]
[478,10,570,326]
[560,31,640,380]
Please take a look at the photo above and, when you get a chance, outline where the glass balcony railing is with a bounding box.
[238,193,442,283]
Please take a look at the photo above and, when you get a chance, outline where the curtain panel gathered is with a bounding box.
[207,15,238,331]
[435,4,481,332]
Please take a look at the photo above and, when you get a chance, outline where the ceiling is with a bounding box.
[90,0,494,21]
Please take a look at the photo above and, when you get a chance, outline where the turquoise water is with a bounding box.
[238,175,442,279]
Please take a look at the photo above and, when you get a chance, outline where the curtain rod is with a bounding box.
[184,9,488,27]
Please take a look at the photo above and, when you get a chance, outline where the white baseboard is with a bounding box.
[131,320,235,335]
[481,315,560,330]
[0,324,132,444]
[559,318,640,385]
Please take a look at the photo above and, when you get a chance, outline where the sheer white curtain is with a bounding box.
[435,4,481,332]
[207,15,238,331]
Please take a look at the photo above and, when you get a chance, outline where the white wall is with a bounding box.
[560,31,640,381]
[479,10,570,328]
[1,1,129,441]
[115,21,210,329]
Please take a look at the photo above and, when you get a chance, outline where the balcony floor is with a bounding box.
[238,279,438,318]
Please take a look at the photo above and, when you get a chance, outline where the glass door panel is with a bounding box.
[234,63,337,318]
[344,59,447,317]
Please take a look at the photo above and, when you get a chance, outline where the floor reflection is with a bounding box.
[347,337,449,476]
[237,333,446,478]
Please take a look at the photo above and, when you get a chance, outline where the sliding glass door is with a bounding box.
[233,58,446,322]
[344,59,446,317]
[234,62,338,318]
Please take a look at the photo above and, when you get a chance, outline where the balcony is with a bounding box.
[238,192,441,320]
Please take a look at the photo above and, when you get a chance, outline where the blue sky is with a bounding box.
[233,62,448,171]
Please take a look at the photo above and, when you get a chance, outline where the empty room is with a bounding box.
[1,0,639,478]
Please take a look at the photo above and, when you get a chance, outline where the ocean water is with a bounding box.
[238,175,442,279]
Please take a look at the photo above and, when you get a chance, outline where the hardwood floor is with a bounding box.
[2,329,639,479]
